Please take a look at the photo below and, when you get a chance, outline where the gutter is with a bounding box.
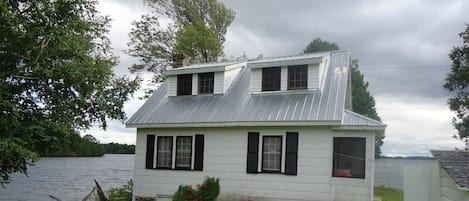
[126,120,342,128]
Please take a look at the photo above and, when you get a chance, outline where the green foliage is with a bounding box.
[0,140,38,187]
[173,177,220,201]
[303,38,339,53]
[374,186,403,201]
[196,177,220,201]
[303,38,384,158]
[0,0,139,184]
[173,185,196,201]
[444,24,469,146]
[103,143,135,154]
[108,180,133,201]
[32,131,104,157]
[351,63,384,158]
[128,0,235,97]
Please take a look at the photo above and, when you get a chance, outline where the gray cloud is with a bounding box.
[93,0,468,156]
[222,0,469,98]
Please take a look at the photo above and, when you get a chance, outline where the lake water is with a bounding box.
[0,154,134,201]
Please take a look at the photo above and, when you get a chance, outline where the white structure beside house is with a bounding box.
[432,150,469,201]
[403,150,469,201]
[126,50,386,201]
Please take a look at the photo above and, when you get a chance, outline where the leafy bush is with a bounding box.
[173,177,220,201]
[108,180,133,201]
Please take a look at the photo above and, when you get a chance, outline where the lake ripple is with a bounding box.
[0,154,134,201]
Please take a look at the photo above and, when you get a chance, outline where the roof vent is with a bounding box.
[335,67,347,74]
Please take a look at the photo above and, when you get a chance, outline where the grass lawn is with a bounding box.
[374,186,403,201]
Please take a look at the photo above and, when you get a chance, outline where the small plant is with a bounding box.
[108,180,133,201]
[173,177,220,201]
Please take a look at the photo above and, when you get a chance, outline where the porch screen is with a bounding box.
[333,137,366,179]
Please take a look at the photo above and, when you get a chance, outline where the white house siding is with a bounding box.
[250,68,262,92]
[281,66,288,90]
[133,127,374,201]
[403,162,441,201]
[223,67,242,93]
[167,76,177,96]
[214,71,224,94]
[440,168,469,201]
[191,74,198,95]
[308,64,319,89]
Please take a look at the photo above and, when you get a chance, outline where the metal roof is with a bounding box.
[127,50,383,129]
[431,150,469,191]
[342,110,385,128]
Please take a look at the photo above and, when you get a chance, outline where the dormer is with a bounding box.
[165,61,246,96]
[248,53,330,93]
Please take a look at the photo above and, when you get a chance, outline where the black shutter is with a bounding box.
[285,132,298,175]
[145,135,155,169]
[247,132,259,173]
[194,134,204,171]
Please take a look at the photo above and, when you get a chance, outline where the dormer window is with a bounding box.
[261,67,281,91]
[288,65,308,90]
[177,74,192,95]
[198,72,214,94]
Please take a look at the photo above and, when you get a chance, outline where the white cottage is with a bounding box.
[126,50,386,201]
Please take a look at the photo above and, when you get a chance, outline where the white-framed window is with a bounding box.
[247,132,298,175]
[177,74,192,95]
[262,136,282,172]
[287,65,308,89]
[198,72,214,94]
[147,134,204,171]
[175,136,192,169]
[156,136,173,168]
[261,67,281,91]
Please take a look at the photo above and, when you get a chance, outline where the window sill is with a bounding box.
[155,167,173,170]
[332,176,365,180]
[148,168,202,171]
[251,89,319,95]
[168,93,224,97]
[259,170,282,174]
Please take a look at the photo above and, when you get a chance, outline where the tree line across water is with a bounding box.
[40,133,135,157]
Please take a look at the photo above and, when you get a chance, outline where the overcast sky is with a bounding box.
[91,0,468,156]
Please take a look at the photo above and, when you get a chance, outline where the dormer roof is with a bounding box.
[166,61,246,75]
[126,50,385,130]
[249,52,328,68]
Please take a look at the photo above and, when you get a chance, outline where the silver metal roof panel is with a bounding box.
[127,50,383,129]
[342,110,386,128]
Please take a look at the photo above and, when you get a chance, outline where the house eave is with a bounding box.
[126,120,342,128]
[332,125,386,131]
[249,57,323,69]
[165,62,246,75]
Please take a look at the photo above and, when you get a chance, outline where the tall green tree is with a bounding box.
[0,0,139,185]
[127,0,235,97]
[303,38,384,158]
[444,24,469,146]
[303,38,339,53]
